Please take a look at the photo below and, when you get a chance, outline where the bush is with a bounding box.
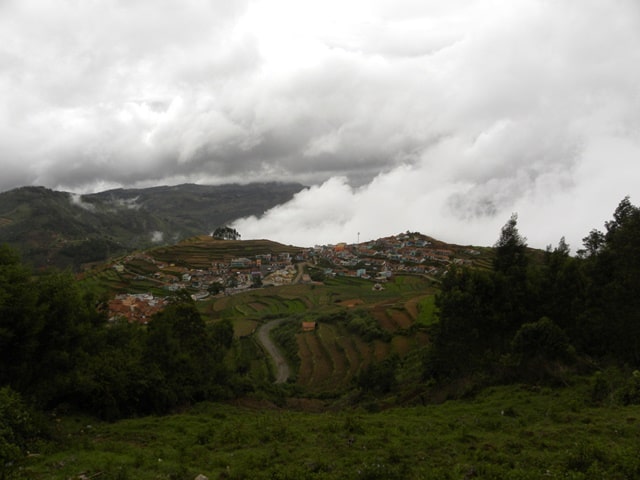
[0,387,39,475]
[356,356,398,394]
[511,317,570,361]
[347,313,391,342]
[617,370,640,405]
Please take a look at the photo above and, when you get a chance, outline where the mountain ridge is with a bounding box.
[0,182,305,270]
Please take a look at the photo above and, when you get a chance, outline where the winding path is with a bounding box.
[256,319,291,384]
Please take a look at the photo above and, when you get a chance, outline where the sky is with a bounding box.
[1,0,639,250]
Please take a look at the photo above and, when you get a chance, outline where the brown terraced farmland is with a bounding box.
[296,323,372,392]
[81,235,438,396]
[150,236,300,268]
[388,307,413,329]
[372,303,399,331]
[371,301,414,331]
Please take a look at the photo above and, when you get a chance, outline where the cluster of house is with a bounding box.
[107,252,299,323]
[308,232,478,279]
[107,232,481,323]
[107,293,168,324]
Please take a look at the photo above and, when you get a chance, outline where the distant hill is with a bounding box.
[0,183,304,270]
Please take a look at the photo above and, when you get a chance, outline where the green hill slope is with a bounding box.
[0,183,304,269]
[21,382,640,479]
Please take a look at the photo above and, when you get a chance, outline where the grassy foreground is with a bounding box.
[22,382,640,480]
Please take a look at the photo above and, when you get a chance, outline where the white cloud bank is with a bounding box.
[1,0,640,249]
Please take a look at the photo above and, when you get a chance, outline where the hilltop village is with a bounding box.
[107,232,485,323]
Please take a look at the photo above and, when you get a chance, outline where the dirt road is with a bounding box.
[257,319,290,384]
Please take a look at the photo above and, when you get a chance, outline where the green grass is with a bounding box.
[22,382,640,479]
[233,318,258,337]
[416,294,437,326]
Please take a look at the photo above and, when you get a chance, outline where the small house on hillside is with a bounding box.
[302,321,317,332]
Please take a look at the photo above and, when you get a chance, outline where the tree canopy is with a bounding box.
[212,226,241,240]
[426,198,640,383]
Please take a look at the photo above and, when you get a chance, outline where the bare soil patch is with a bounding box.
[389,308,413,329]
[339,298,364,308]
[372,304,398,331]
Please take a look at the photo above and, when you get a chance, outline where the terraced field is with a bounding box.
[149,236,300,268]
[291,320,430,393]
[78,238,440,395]
[296,323,376,393]
[371,302,415,332]
[233,318,259,337]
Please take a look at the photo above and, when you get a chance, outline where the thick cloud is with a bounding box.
[1,0,639,248]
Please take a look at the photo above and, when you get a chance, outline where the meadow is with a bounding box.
[49,232,640,480]
[22,381,640,479]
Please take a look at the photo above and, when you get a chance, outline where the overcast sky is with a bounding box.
[1,0,639,249]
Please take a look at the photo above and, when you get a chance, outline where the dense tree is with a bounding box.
[212,226,241,240]
[211,318,234,349]
[511,316,570,362]
[0,386,38,478]
[491,214,535,332]
[0,244,235,418]
[427,197,640,384]
[577,229,605,258]
[146,301,231,407]
[493,213,528,278]
[586,197,640,364]
[539,238,587,343]
[0,249,107,406]
[73,319,164,419]
[28,271,106,405]
[357,356,398,393]
[0,246,39,389]
[208,281,224,295]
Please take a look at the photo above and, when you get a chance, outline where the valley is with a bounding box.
[79,231,485,395]
[3,197,640,480]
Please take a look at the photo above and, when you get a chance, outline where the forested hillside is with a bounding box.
[425,197,640,392]
[0,183,303,270]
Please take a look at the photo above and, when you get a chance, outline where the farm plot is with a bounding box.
[316,324,350,388]
[414,295,438,326]
[125,257,159,276]
[352,336,375,370]
[404,294,433,320]
[334,329,361,380]
[371,302,405,331]
[296,333,315,387]
[212,296,230,312]
[372,340,390,361]
[218,291,313,319]
[295,324,358,392]
[92,269,129,292]
[387,307,413,329]
[286,330,388,388]
[250,295,307,316]
[390,335,412,357]
[233,318,258,337]
[297,330,332,389]
[233,303,258,316]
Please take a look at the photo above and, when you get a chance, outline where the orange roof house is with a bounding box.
[302,321,317,332]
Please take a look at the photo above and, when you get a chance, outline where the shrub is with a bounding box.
[0,387,39,476]
[617,370,640,406]
[511,317,570,361]
[347,313,391,342]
